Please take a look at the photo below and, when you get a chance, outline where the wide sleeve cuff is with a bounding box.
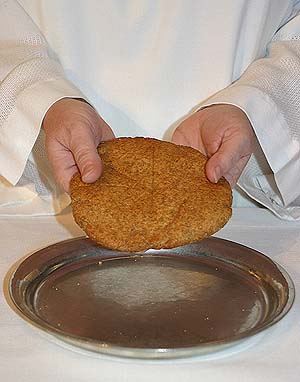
[0,78,85,185]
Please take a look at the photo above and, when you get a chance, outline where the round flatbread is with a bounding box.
[70,137,232,251]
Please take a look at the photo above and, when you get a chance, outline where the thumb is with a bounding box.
[205,134,251,186]
[70,127,103,183]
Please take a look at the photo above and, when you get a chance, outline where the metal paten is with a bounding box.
[7,237,295,359]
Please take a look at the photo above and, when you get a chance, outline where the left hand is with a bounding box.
[171,104,254,187]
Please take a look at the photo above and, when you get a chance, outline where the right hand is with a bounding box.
[42,98,115,192]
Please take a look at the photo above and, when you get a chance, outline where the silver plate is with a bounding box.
[7,237,295,359]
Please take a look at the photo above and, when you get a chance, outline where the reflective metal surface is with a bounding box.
[7,237,295,359]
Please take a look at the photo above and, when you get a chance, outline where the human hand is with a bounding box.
[42,98,115,192]
[171,104,254,187]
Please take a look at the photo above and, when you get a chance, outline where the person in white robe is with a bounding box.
[1,0,300,220]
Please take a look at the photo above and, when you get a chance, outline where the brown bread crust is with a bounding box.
[70,137,232,251]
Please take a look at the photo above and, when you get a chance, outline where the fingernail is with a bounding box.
[213,166,221,183]
[82,169,94,183]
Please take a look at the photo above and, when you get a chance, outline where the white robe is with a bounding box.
[1,0,300,219]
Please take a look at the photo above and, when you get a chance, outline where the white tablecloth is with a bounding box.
[1,207,299,382]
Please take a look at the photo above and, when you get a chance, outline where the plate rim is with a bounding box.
[5,236,295,359]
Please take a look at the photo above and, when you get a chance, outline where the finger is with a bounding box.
[205,136,251,185]
[171,115,223,156]
[200,129,223,158]
[45,142,78,192]
[99,120,115,142]
[75,120,114,182]
[53,155,78,193]
[69,127,103,183]
[171,126,193,149]
[222,154,251,187]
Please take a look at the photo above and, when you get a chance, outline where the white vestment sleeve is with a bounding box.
[200,10,300,220]
[0,0,84,185]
